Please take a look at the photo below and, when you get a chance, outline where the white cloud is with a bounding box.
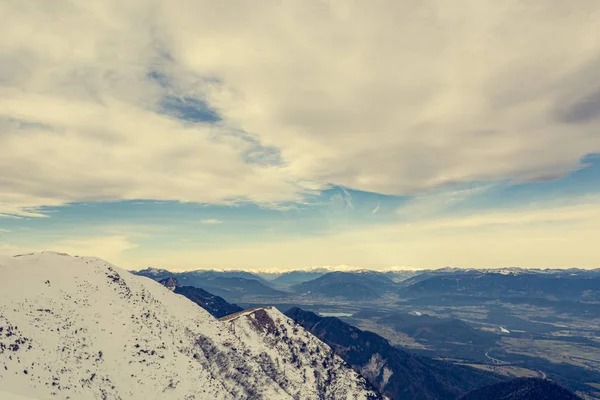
[201,219,222,224]
[1,0,600,216]
[372,200,380,214]
[396,184,494,219]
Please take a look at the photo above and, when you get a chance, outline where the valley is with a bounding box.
[1,252,595,399]
[221,269,600,399]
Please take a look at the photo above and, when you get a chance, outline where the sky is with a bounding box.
[1,1,600,271]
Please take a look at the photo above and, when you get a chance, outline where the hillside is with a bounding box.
[133,268,287,301]
[0,252,380,400]
[459,377,581,400]
[135,267,272,286]
[352,310,498,349]
[158,277,244,318]
[270,271,329,288]
[221,307,380,399]
[286,307,501,399]
[400,272,600,301]
[292,271,398,300]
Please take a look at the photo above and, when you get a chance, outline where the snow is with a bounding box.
[0,252,378,400]
[0,390,39,400]
[222,306,380,400]
[360,354,393,393]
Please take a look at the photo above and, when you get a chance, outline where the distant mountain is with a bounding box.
[135,267,273,286]
[0,252,379,399]
[158,277,243,318]
[285,307,501,400]
[400,272,600,301]
[270,271,329,287]
[194,276,288,299]
[292,271,398,300]
[459,378,581,400]
[399,269,480,287]
[133,268,287,301]
[381,270,419,282]
[254,271,283,280]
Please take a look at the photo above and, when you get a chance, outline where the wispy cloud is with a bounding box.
[396,185,494,220]
[413,201,600,231]
[372,200,380,214]
[201,219,223,224]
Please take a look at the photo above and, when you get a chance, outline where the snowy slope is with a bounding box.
[222,307,382,400]
[0,252,377,400]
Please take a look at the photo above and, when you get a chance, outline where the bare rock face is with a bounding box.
[158,277,178,291]
[0,252,379,400]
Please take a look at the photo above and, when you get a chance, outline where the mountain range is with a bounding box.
[133,266,600,304]
[0,252,587,399]
[399,272,600,301]
[133,267,287,300]
[0,252,379,399]
[291,271,399,300]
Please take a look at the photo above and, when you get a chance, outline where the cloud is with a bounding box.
[396,185,493,220]
[126,197,600,270]
[372,200,380,214]
[1,0,600,216]
[201,219,222,224]
[404,201,600,231]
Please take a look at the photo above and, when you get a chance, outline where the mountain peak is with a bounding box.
[221,306,382,399]
[0,254,379,399]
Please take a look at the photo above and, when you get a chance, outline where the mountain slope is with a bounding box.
[158,277,244,318]
[0,252,378,400]
[221,307,381,400]
[135,267,273,286]
[292,271,398,300]
[286,307,501,400]
[459,378,582,400]
[400,273,600,301]
[134,268,286,300]
[270,271,329,288]
[352,310,498,350]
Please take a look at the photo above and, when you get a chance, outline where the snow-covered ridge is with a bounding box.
[221,306,381,400]
[0,252,379,400]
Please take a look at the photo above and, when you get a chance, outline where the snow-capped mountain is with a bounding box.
[221,307,380,400]
[0,252,380,400]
